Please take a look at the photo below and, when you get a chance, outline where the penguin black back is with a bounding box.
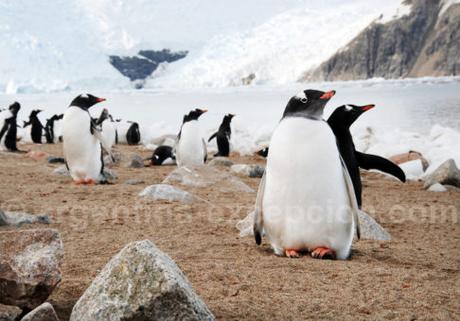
[126,122,140,145]
[328,104,405,207]
[2,102,21,151]
[151,145,175,165]
[28,109,44,144]
[208,113,234,157]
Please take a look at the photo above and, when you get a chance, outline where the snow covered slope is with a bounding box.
[0,0,411,92]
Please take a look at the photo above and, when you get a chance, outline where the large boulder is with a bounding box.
[164,166,253,193]
[423,159,460,189]
[139,184,196,204]
[0,229,63,309]
[20,302,59,321]
[69,240,215,321]
[0,304,22,321]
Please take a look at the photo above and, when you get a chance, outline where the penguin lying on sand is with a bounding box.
[150,145,176,166]
[62,94,111,184]
[0,102,22,152]
[208,113,234,157]
[327,104,405,207]
[254,90,360,260]
[175,108,208,167]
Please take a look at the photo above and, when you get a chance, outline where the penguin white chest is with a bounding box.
[177,121,205,166]
[263,117,354,259]
[101,120,116,149]
[62,107,102,181]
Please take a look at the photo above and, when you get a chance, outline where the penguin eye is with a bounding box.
[300,98,308,103]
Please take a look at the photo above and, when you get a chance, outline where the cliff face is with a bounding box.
[304,0,460,81]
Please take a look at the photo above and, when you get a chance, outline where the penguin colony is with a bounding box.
[1,89,405,259]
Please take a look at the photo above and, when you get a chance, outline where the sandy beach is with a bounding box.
[0,143,459,320]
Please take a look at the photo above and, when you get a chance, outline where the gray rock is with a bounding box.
[0,211,50,227]
[46,156,65,164]
[357,210,391,241]
[0,229,63,309]
[21,302,59,321]
[164,166,254,193]
[102,169,118,182]
[208,157,234,167]
[139,184,195,203]
[423,159,460,189]
[52,166,69,177]
[0,304,22,321]
[125,179,145,185]
[69,240,215,321]
[427,183,447,192]
[231,164,265,178]
[128,154,144,168]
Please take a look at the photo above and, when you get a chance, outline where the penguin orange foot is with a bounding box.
[311,247,336,260]
[285,249,301,258]
[84,179,97,185]
[73,179,84,185]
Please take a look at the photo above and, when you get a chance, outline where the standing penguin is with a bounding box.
[62,94,109,184]
[96,109,116,150]
[44,114,64,144]
[175,108,208,167]
[126,122,141,145]
[0,102,21,152]
[253,90,360,260]
[24,109,44,144]
[327,104,406,207]
[208,113,235,157]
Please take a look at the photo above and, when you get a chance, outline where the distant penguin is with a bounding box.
[126,122,141,145]
[24,109,44,144]
[175,108,208,167]
[0,102,21,152]
[62,94,109,184]
[327,104,406,207]
[253,90,360,260]
[208,113,234,157]
[44,114,64,144]
[96,109,116,150]
[151,145,176,166]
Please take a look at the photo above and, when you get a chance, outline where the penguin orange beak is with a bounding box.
[361,104,375,111]
[200,108,208,113]
[96,97,106,103]
[320,90,336,100]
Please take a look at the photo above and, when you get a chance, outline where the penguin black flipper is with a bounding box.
[0,121,8,142]
[253,172,266,245]
[339,155,361,240]
[208,132,217,142]
[355,151,406,182]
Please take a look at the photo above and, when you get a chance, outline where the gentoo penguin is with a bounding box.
[96,109,116,150]
[253,90,360,260]
[151,145,176,166]
[24,109,44,144]
[0,102,21,152]
[175,108,208,167]
[208,113,234,157]
[62,94,110,184]
[44,114,64,144]
[126,122,141,145]
[327,104,406,207]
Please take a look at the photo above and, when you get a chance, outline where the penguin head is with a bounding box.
[184,108,208,123]
[328,104,375,129]
[70,94,106,110]
[283,89,335,119]
[8,102,21,115]
[30,109,42,117]
[222,113,235,124]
